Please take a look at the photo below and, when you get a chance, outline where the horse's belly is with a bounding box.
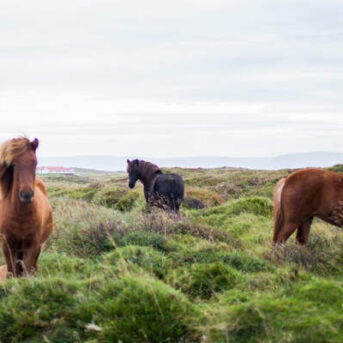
[323,200,343,227]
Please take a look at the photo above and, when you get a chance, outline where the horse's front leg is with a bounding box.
[33,245,42,272]
[23,242,41,276]
[2,240,16,277]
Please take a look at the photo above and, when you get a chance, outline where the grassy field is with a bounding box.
[1,166,343,342]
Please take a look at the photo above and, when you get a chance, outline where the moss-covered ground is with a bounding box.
[1,166,343,342]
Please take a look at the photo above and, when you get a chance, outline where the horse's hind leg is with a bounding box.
[275,221,298,244]
[296,218,313,245]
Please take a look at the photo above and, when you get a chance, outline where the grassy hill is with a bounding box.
[1,166,343,342]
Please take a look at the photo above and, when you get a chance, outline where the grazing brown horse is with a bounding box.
[273,168,343,245]
[0,137,53,279]
[127,159,184,212]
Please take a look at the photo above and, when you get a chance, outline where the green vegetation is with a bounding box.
[1,166,343,342]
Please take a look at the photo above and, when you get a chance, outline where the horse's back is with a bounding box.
[154,173,184,198]
[284,168,341,196]
[282,168,343,220]
[35,178,48,196]
[35,178,54,242]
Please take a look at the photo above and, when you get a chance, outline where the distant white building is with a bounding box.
[37,166,75,175]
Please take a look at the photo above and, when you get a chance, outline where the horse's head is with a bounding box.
[126,159,140,189]
[11,138,39,203]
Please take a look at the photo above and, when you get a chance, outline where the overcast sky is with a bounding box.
[1,0,342,158]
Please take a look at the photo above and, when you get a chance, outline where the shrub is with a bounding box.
[186,187,224,207]
[263,232,343,276]
[46,199,122,257]
[49,221,121,258]
[114,191,139,212]
[129,212,239,245]
[227,197,273,217]
[93,187,128,208]
[182,197,206,210]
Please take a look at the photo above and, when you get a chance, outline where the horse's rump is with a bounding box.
[150,173,184,210]
[273,178,285,242]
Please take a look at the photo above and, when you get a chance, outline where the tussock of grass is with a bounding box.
[103,246,169,279]
[204,285,343,343]
[86,274,200,343]
[167,262,242,299]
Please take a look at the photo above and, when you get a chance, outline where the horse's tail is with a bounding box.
[168,176,183,210]
[273,178,286,243]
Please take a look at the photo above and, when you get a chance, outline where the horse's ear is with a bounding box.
[127,159,130,164]
[31,138,39,151]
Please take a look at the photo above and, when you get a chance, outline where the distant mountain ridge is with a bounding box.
[38,151,343,171]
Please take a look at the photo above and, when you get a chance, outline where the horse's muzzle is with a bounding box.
[19,190,35,203]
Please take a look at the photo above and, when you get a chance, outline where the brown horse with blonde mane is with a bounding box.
[273,167,343,245]
[0,137,53,279]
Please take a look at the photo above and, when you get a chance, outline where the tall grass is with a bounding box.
[0,167,342,342]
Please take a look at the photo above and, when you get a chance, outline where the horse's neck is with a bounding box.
[139,163,161,189]
[140,174,157,191]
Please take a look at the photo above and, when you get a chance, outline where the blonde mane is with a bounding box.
[0,137,33,198]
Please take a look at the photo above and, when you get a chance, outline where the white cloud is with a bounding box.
[0,0,342,159]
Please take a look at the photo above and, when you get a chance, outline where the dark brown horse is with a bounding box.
[126,159,184,212]
[0,137,54,279]
[273,168,343,245]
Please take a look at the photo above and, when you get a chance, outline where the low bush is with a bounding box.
[182,197,206,210]
[93,186,129,208]
[186,187,224,207]
[114,191,140,212]
[227,197,273,217]
[168,262,242,299]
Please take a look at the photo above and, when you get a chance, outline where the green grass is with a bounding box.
[0,167,343,342]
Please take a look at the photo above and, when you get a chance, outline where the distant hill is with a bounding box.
[38,151,343,171]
